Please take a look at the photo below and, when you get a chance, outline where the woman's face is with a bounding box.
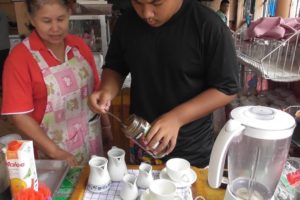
[30,3,70,47]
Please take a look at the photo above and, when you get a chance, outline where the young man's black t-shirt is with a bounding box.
[104,0,239,167]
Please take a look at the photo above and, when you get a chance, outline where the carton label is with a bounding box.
[4,140,38,198]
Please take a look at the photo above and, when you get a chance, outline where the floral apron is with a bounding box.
[23,39,103,165]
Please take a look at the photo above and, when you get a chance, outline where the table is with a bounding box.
[70,165,225,200]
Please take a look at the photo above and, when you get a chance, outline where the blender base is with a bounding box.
[224,187,275,200]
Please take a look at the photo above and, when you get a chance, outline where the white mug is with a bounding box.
[149,179,182,200]
[166,158,191,183]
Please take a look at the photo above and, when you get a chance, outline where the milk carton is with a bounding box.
[3,140,38,198]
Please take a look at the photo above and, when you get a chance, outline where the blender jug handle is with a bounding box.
[208,119,245,188]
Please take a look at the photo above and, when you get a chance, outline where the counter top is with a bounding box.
[70,165,225,200]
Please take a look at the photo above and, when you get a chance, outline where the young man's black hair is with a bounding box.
[221,0,230,5]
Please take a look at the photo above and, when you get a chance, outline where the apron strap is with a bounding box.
[23,38,83,71]
[23,38,49,71]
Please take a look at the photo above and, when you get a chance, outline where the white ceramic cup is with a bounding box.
[149,179,182,200]
[166,158,191,183]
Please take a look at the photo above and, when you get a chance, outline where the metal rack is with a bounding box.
[234,25,300,82]
[284,105,300,116]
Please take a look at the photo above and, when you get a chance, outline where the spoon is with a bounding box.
[107,111,127,128]
[89,112,128,128]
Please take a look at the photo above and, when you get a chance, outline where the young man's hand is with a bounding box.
[145,113,182,155]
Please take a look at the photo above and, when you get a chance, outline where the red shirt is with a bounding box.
[1,31,100,123]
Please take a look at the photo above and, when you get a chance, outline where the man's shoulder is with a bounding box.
[189,2,224,24]
[190,1,216,16]
[187,3,227,33]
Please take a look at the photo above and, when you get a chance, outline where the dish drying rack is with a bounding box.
[283,105,300,147]
[284,105,300,118]
[234,25,300,82]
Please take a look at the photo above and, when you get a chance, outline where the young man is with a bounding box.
[89,0,239,168]
[216,0,230,25]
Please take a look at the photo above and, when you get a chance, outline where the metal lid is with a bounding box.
[121,114,150,138]
[231,106,295,139]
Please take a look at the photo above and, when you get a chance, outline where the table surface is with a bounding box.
[70,165,225,200]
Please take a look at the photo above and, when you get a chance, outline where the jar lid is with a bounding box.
[121,114,150,138]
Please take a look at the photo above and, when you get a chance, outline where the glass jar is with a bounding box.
[121,114,167,159]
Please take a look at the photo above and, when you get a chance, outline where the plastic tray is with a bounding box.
[36,160,70,197]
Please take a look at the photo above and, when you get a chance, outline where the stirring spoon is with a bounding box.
[107,111,127,128]
[89,111,128,127]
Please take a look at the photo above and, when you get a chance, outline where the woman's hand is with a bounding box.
[89,68,124,114]
[50,148,78,167]
[9,114,78,166]
[88,90,112,113]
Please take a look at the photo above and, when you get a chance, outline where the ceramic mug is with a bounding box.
[166,158,191,183]
[149,179,182,200]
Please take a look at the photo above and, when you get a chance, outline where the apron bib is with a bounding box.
[23,38,103,165]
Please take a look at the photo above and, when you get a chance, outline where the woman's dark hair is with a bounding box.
[25,0,70,15]
[25,0,71,30]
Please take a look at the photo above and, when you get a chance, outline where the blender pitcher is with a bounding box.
[208,106,296,200]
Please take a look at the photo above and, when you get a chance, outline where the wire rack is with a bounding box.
[283,105,300,117]
[283,105,300,147]
[234,25,300,82]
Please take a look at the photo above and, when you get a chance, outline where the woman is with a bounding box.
[1,0,111,166]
